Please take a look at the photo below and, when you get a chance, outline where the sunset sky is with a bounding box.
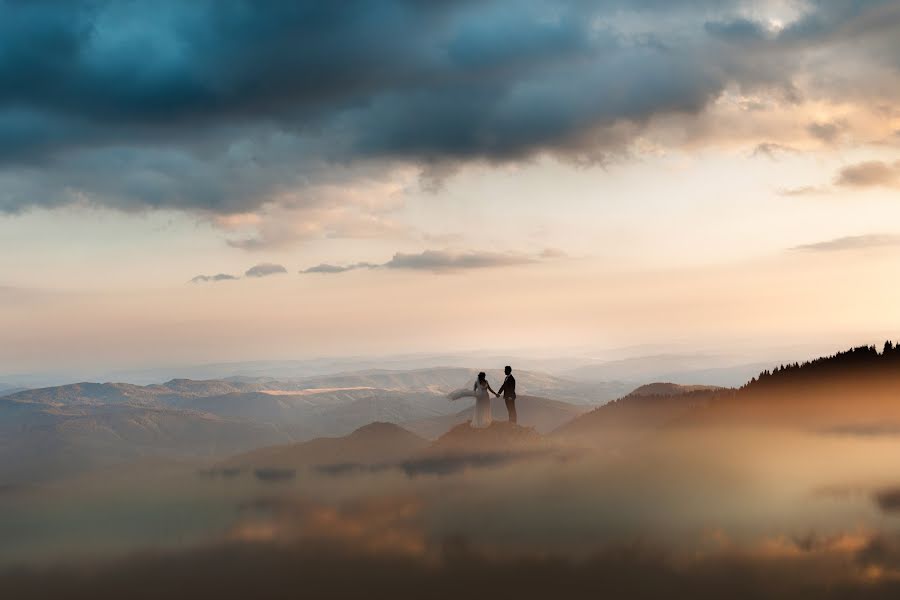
[2,0,900,372]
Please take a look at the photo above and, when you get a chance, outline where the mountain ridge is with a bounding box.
[557,341,900,443]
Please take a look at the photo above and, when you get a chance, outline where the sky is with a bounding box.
[2,0,900,373]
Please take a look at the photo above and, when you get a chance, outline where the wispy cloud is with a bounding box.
[781,160,900,196]
[245,263,288,278]
[301,249,564,275]
[835,161,900,189]
[790,234,900,253]
[752,143,797,159]
[385,250,535,272]
[807,120,847,144]
[778,185,830,197]
[190,273,239,284]
[302,262,380,274]
[191,264,288,283]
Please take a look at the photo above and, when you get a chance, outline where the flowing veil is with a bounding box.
[447,387,476,400]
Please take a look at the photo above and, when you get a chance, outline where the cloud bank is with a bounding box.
[191,263,287,282]
[302,249,544,274]
[244,263,288,278]
[302,262,380,274]
[190,273,239,284]
[835,161,900,189]
[0,0,897,218]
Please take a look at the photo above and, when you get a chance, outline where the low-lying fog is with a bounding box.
[4,424,900,597]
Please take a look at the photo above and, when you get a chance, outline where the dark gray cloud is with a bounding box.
[190,273,239,284]
[245,263,287,278]
[385,250,535,271]
[0,0,896,219]
[752,142,798,159]
[790,234,900,252]
[302,249,542,274]
[808,120,846,144]
[783,158,900,197]
[835,160,900,188]
[0,0,893,215]
[301,262,379,274]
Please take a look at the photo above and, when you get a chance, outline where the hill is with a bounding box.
[404,395,588,439]
[224,422,429,470]
[0,399,288,483]
[22,344,900,484]
[5,382,163,406]
[554,384,720,446]
[557,341,900,444]
[222,420,554,480]
[0,383,26,397]
[627,382,723,397]
[0,368,609,448]
[696,343,900,428]
[0,368,606,482]
[429,421,547,454]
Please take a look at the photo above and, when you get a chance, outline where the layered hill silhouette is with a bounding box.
[429,420,547,453]
[0,367,596,482]
[0,383,26,397]
[699,343,900,428]
[403,394,587,439]
[7,343,900,483]
[225,422,430,470]
[0,401,289,483]
[558,342,900,444]
[222,420,554,479]
[555,383,720,444]
[627,382,723,397]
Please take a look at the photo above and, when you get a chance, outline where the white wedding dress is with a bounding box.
[472,381,493,428]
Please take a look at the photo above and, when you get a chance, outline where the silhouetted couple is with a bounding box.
[472,366,516,428]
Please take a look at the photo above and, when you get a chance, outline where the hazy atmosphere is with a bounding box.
[2,0,900,373]
[2,1,900,598]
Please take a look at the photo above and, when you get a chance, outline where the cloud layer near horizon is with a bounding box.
[190,273,239,284]
[191,250,545,282]
[244,263,288,278]
[301,249,546,274]
[0,0,898,219]
[191,263,286,283]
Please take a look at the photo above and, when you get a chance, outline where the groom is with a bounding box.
[496,365,517,424]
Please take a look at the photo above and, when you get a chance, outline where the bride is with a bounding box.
[446,372,497,428]
[471,371,497,428]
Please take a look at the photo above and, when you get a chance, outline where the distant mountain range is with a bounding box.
[0,383,26,397]
[559,353,771,387]
[0,367,604,483]
[1,346,791,389]
[6,343,900,484]
[0,401,290,483]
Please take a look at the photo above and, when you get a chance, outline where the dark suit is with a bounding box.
[497,374,517,424]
